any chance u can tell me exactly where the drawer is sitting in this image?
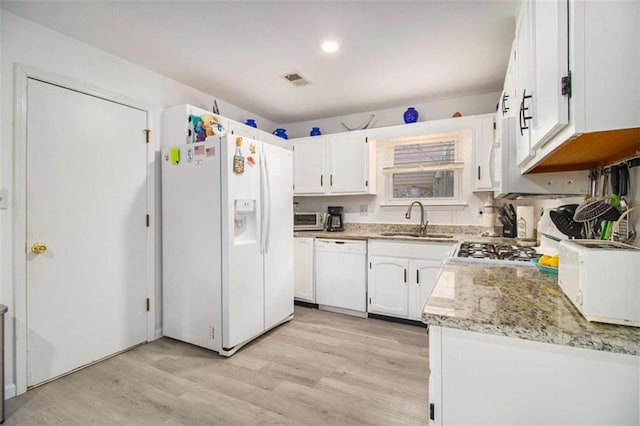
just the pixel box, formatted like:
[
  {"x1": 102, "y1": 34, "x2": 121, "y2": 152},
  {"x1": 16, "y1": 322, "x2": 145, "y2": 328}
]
[{"x1": 368, "y1": 239, "x2": 456, "y2": 260}]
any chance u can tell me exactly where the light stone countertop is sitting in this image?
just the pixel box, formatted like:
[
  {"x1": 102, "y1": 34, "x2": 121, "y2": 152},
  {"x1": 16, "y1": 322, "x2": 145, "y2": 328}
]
[
  {"x1": 422, "y1": 260, "x2": 640, "y2": 356},
  {"x1": 294, "y1": 223, "x2": 516, "y2": 244}
]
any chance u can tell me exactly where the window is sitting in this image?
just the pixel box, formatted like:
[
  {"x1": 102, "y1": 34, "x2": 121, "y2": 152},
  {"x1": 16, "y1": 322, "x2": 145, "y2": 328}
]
[{"x1": 380, "y1": 132, "x2": 466, "y2": 205}]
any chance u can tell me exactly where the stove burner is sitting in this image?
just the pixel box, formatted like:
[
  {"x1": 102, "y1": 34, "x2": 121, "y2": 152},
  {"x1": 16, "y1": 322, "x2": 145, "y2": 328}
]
[{"x1": 457, "y1": 242, "x2": 537, "y2": 263}]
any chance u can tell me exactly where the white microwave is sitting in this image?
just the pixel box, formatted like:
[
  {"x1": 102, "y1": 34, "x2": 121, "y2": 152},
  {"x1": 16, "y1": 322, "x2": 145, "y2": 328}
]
[
  {"x1": 558, "y1": 239, "x2": 640, "y2": 327},
  {"x1": 294, "y1": 212, "x2": 326, "y2": 231}
]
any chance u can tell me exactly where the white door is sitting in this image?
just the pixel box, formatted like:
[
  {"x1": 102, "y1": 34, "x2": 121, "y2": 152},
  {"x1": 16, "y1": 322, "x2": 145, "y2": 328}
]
[
  {"x1": 26, "y1": 79, "x2": 148, "y2": 387},
  {"x1": 293, "y1": 137, "x2": 325, "y2": 194},
  {"x1": 221, "y1": 136, "x2": 264, "y2": 350},
  {"x1": 368, "y1": 256, "x2": 409, "y2": 318},
  {"x1": 263, "y1": 143, "x2": 294, "y2": 329},
  {"x1": 408, "y1": 259, "x2": 443, "y2": 321},
  {"x1": 326, "y1": 132, "x2": 368, "y2": 193},
  {"x1": 294, "y1": 238, "x2": 315, "y2": 302}
]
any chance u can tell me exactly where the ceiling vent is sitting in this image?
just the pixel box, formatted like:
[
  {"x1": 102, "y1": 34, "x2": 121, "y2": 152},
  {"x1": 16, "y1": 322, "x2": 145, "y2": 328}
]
[{"x1": 283, "y1": 72, "x2": 311, "y2": 87}]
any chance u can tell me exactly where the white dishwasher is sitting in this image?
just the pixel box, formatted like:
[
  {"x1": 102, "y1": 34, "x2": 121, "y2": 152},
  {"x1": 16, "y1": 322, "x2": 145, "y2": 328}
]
[{"x1": 315, "y1": 239, "x2": 367, "y2": 317}]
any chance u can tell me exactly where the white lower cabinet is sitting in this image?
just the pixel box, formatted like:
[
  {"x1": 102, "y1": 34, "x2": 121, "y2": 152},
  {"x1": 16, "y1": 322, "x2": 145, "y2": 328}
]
[
  {"x1": 368, "y1": 257, "x2": 409, "y2": 317},
  {"x1": 294, "y1": 237, "x2": 314, "y2": 302},
  {"x1": 428, "y1": 326, "x2": 639, "y2": 425},
  {"x1": 368, "y1": 240, "x2": 455, "y2": 320}
]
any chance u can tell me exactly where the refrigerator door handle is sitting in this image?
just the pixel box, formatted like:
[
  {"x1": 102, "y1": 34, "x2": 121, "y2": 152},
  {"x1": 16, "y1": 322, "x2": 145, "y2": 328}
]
[
  {"x1": 259, "y1": 151, "x2": 271, "y2": 253},
  {"x1": 263, "y1": 151, "x2": 272, "y2": 253}
]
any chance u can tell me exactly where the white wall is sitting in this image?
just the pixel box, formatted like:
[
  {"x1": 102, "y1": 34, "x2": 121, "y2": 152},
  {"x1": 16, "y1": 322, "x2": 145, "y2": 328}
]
[
  {"x1": 0, "y1": 11, "x2": 275, "y2": 397},
  {"x1": 282, "y1": 91, "x2": 501, "y2": 138}
]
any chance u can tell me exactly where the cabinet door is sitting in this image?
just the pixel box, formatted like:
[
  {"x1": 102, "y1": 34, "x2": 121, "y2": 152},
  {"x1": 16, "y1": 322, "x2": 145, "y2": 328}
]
[
  {"x1": 408, "y1": 259, "x2": 443, "y2": 321},
  {"x1": 530, "y1": 0, "x2": 569, "y2": 149},
  {"x1": 326, "y1": 132, "x2": 368, "y2": 193},
  {"x1": 228, "y1": 120, "x2": 258, "y2": 139},
  {"x1": 472, "y1": 116, "x2": 496, "y2": 191},
  {"x1": 515, "y1": 1, "x2": 535, "y2": 166},
  {"x1": 294, "y1": 237, "x2": 314, "y2": 302},
  {"x1": 368, "y1": 256, "x2": 409, "y2": 318},
  {"x1": 293, "y1": 137, "x2": 326, "y2": 194},
  {"x1": 501, "y1": 43, "x2": 517, "y2": 119}
]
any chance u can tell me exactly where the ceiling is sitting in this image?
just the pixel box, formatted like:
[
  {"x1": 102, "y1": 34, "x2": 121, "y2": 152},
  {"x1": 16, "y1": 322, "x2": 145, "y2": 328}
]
[{"x1": 1, "y1": 0, "x2": 520, "y2": 124}]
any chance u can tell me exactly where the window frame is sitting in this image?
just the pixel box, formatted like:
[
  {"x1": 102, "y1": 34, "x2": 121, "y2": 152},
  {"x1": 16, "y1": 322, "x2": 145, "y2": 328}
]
[{"x1": 380, "y1": 132, "x2": 468, "y2": 207}]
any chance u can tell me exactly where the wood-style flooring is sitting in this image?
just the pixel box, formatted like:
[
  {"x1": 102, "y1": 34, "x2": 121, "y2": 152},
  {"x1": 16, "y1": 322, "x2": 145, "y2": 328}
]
[{"x1": 6, "y1": 306, "x2": 429, "y2": 425}]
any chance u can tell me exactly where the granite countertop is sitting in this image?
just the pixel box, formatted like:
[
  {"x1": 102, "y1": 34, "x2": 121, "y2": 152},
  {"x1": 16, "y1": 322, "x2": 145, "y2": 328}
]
[
  {"x1": 422, "y1": 260, "x2": 640, "y2": 356},
  {"x1": 294, "y1": 223, "x2": 517, "y2": 245}
]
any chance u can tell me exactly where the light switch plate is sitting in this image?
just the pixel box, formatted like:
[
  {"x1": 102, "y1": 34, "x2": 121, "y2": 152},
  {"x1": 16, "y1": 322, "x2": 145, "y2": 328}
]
[{"x1": 0, "y1": 189, "x2": 7, "y2": 209}]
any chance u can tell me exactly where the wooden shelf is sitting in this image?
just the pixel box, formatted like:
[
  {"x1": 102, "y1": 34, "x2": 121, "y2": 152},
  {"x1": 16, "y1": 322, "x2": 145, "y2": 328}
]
[{"x1": 530, "y1": 128, "x2": 640, "y2": 173}]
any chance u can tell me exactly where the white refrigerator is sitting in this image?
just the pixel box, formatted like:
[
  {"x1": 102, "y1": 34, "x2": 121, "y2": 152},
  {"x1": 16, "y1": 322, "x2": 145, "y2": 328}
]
[{"x1": 162, "y1": 135, "x2": 294, "y2": 356}]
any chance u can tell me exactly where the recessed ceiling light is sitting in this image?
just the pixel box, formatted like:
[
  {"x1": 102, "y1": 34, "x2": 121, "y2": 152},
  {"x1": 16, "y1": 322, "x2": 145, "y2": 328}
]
[{"x1": 321, "y1": 40, "x2": 340, "y2": 53}]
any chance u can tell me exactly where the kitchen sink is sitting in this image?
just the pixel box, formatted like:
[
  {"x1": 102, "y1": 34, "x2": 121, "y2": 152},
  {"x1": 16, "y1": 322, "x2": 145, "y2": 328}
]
[{"x1": 380, "y1": 232, "x2": 453, "y2": 239}]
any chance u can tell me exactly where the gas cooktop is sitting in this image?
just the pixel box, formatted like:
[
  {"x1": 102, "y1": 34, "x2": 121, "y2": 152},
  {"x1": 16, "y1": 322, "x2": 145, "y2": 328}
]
[{"x1": 456, "y1": 242, "x2": 539, "y2": 264}]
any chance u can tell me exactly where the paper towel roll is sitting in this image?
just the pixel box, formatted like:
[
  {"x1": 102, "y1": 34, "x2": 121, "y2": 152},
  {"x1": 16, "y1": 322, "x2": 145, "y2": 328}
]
[{"x1": 517, "y1": 206, "x2": 535, "y2": 239}]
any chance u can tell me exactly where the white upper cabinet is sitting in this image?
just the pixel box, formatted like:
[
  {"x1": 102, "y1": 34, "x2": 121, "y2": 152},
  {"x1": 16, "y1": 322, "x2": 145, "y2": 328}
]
[
  {"x1": 293, "y1": 137, "x2": 326, "y2": 194},
  {"x1": 514, "y1": 0, "x2": 535, "y2": 166},
  {"x1": 530, "y1": 0, "x2": 569, "y2": 149},
  {"x1": 292, "y1": 131, "x2": 375, "y2": 196},
  {"x1": 517, "y1": 0, "x2": 639, "y2": 172},
  {"x1": 498, "y1": 42, "x2": 517, "y2": 119},
  {"x1": 515, "y1": 0, "x2": 569, "y2": 162},
  {"x1": 472, "y1": 115, "x2": 497, "y2": 192},
  {"x1": 326, "y1": 132, "x2": 371, "y2": 194}
]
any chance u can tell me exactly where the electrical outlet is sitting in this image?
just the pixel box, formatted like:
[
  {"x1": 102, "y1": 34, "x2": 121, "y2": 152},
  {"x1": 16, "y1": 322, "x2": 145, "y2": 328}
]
[
  {"x1": 0, "y1": 189, "x2": 7, "y2": 209},
  {"x1": 359, "y1": 204, "x2": 368, "y2": 215}
]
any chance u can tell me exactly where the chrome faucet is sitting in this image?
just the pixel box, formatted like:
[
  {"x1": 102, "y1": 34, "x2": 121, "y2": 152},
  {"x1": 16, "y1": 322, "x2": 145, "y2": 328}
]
[{"x1": 405, "y1": 201, "x2": 428, "y2": 236}]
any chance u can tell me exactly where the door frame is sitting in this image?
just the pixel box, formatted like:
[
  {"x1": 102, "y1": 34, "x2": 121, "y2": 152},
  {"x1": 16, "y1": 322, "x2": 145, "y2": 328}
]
[{"x1": 13, "y1": 64, "x2": 156, "y2": 395}]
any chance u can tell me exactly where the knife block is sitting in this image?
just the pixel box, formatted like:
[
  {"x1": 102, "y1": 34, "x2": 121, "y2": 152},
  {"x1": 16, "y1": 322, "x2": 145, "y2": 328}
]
[{"x1": 502, "y1": 222, "x2": 516, "y2": 238}]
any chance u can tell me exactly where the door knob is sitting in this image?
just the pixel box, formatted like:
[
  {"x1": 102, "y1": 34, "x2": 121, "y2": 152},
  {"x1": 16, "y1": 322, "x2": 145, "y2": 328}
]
[{"x1": 31, "y1": 242, "x2": 47, "y2": 255}]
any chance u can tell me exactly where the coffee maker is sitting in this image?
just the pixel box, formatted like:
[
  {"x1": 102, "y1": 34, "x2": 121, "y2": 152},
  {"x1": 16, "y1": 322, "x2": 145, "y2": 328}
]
[{"x1": 326, "y1": 206, "x2": 344, "y2": 232}]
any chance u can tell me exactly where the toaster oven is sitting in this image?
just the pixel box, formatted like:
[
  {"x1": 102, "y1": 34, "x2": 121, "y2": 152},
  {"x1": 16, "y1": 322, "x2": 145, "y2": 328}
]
[
  {"x1": 294, "y1": 212, "x2": 326, "y2": 231},
  {"x1": 558, "y1": 239, "x2": 640, "y2": 327}
]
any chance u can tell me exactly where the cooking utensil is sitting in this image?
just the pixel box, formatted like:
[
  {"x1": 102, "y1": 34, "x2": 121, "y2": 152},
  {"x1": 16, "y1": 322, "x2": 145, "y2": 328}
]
[
  {"x1": 601, "y1": 165, "x2": 620, "y2": 240},
  {"x1": 614, "y1": 164, "x2": 632, "y2": 241},
  {"x1": 550, "y1": 209, "x2": 583, "y2": 238}
]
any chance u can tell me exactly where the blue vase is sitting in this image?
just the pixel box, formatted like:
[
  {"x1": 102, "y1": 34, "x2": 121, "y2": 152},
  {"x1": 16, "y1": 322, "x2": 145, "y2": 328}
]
[
  {"x1": 245, "y1": 118, "x2": 257, "y2": 128},
  {"x1": 403, "y1": 107, "x2": 419, "y2": 124},
  {"x1": 273, "y1": 128, "x2": 288, "y2": 139},
  {"x1": 310, "y1": 127, "x2": 322, "y2": 136}
]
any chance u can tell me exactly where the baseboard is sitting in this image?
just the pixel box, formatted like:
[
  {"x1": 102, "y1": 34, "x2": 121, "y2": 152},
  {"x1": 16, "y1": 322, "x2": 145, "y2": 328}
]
[
  {"x1": 5, "y1": 383, "x2": 16, "y2": 399},
  {"x1": 154, "y1": 328, "x2": 163, "y2": 340},
  {"x1": 294, "y1": 300, "x2": 318, "y2": 309},
  {"x1": 367, "y1": 313, "x2": 427, "y2": 328},
  {"x1": 318, "y1": 305, "x2": 367, "y2": 318}
]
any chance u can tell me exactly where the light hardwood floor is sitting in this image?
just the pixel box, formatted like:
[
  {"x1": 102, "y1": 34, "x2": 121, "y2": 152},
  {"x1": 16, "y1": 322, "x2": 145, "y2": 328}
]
[{"x1": 6, "y1": 306, "x2": 429, "y2": 425}]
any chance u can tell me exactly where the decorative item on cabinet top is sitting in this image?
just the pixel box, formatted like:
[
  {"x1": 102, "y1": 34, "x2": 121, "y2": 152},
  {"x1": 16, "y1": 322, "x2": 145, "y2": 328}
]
[
  {"x1": 403, "y1": 107, "x2": 419, "y2": 124},
  {"x1": 189, "y1": 113, "x2": 226, "y2": 143},
  {"x1": 341, "y1": 114, "x2": 376, "y2": 131},
  {"x1": 273, "y1": 128, "x2": 288, "y2": 139},
  {"x1": 310, "y1": 127, "x2": 322, "y2": 136},
  {"x1": 245, "y1": 118, "x2": 257, "y2": 128}
]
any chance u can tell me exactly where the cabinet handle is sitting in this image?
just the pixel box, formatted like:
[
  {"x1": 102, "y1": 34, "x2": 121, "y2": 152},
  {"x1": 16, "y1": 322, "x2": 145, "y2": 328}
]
[
  {"x1": 477, "y1": 166, "x2": 481, "y2": 181},
  {"x1": 502, "y1": 92, "x2": 509, "y2": 115},
  {"x1": 320, "y1": 175, "x2": 323, "y2": 187},
  {"x1": 330, "y1": 174, "x2": 333, "y2": 186},
  {"x1": 519, "y1": 89, "x2": 533, "y2": 136},
  {"x1": 416, "y1": 270, "x2": 420, "y2": 284},
  {"x1": 404, "y1": 269, "x2": 407, "y2": 283}
]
